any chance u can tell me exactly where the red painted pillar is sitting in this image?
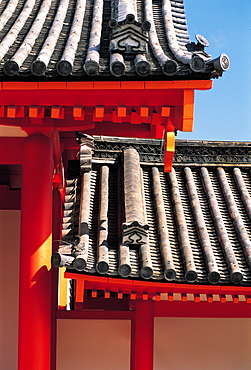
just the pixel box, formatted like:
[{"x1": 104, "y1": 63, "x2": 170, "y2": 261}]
[
  {"x1": 51, "y1": 187, "x2": 62, "y2": 370},
  {"x1": 131, "y1": 300, "x2": 154, "y2": 370},
  {"x1": 18, "y1": 134, "x2": 54, "y2": 370}
]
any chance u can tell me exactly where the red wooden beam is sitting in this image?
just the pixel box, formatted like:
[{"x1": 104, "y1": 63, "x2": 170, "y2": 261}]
[
  {"x1": 0, "y1": 80, "x2": 212, "y2": 110},
  {"x1": 64, "y1": 272, "x2": 251, "y2": 299},
  {"x1": 154, "y1": 300, "x2": 251, "y2": 318},
  {"x1": 131, "y1": 110, "x2": 141, "y2": 124},
  {"x1": 56, "y1": 310, "x2": 133, "y2": 320},
  {"x1": 56, "y1": 299, "x2": 251, "y2": 320},
  {"x1": 112, "y1": 110, "x2": 123, "y2": 123}
]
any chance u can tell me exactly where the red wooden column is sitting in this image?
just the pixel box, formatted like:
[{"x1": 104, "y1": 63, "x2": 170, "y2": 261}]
[
  {"x1": 51, "y1": 186, "x2": 63, "y2": 370},
  {"x1": 131, "y1": 300, "x2": 154, "y2": 370},
  {"x1": 18, "y1": 134, "x2": 54, "y2": 370}
]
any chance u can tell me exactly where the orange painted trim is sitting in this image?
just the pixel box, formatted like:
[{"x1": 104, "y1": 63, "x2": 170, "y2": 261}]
[
  {"x1": 188, "y1": 80, "x2": 213, "y2": 90},
  {"x1": 145, "y1": 80, "x2": 212, "y2": 90},
  {"x1": 39, "y1": 82, "x2": 67, "y2": 89},
  {"x1": 121, "y1": 81, "x2": 145, "y2": 89},
  {"x1": 29, "y1": 106, "x2": 45, "y2": 118},
  {"x1": 73, "y1": 106, "x2": 85, "y2": 118},
  {"x1": 140, "y1": 106, "x2": 149, "y2": 117},
  {"x1": 117, "y1": 106, "x2": 127, "y2": 117},
  {"x1": 95, "y1": 106, "x2": 104, "y2": 118},
  {"x1": 161, "y1": 106, "x2": 171, "y2": 117},
  {"x1": 2, "y1": 82, "x2": 38, "y2": 90},
  {"x1": 67, "y1": 81, "x2": 94, "y2": 89},
  {"x1": 0, "y1": 80, "x2": 212, "y2": 91},
  {"x1": 93, "y1": 81, "x2": 120, "y2": 89}
]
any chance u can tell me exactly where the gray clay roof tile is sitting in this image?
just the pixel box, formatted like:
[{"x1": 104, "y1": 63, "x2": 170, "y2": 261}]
[
  {"x1": 53, "y1": 137, "x2": 251, "y2": 286},
  {"x1": 0, "y1": 0, "x2": 229, "y2": 78}
]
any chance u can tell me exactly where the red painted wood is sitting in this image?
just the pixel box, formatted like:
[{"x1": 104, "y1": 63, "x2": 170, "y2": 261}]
[
  {"x1": 0, "y1": 137, "x2": 24, "y2": 164},
  {"x1": 0, "y1": 89, "x2": 182, "y2": 108},
  {"x1": 117, "y1": 106, "x2": 127, "y2": 117},
  {"x1": 0, "y1": 186, "x2": 21, "y2": 210},
  {"x1": 29, "y1": 106, "x2": 45, "y2": 119},
  {"x1": 18, "y1": 134, "x2": 53, "y2": 370},
  {"x1": 154, "y1": 301, "x2": 251, "y2": 318},
  {"x1": 73, "y1": 106, "x2": 85, "y2": 119},
  {"x1": 56, "y1": 310, "x2": 133, "y2": 320},
  {"x1": 0, "y1": 80, "x2": 212, "y2": 91},
  {"x1": 65, "y1": 272, "x2": 251, "y2": 298},
  {"x1": 51, "y1": 106, "x2": 64, "y2": 119},
  {"x1": 51, "y1": 188, "x2": 62, "y2": 370},
  {"x1": 131, "y1": 300, "x2": 154, "y2": 370}
]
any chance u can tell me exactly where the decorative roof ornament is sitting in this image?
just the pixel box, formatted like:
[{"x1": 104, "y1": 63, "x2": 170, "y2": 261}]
[
  {"x1": 77, "y1": 133, "x2": 94, "y2": 173},
  {"x1": 108, "y1": 0, "x2": 152, "y2": 76},
  {"x1": 195, "y1": 34, "x2": 210, "y2": 49},
  {"x1": 0, "y1": 0, "x2": 229, "y2": 78}
]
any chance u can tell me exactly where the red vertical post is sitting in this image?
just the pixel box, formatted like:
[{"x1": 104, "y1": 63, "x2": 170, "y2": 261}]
[
  {"x1": 18, "y1": 134, "x2": 54, "y2": 370},
  {"x1": 51, "y1": 187, "x2": 63, "y2": 370},
  {"x1": 131, "y1": 300, "x2": 154, "y2": 370}
]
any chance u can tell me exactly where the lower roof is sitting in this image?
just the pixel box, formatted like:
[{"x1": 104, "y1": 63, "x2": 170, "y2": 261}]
[{"x1": 53, "y1": 136, "x2": 251, "y2": 286}]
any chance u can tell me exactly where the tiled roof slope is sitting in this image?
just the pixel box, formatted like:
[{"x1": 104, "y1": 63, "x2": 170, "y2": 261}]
[
  {"x1": 53, "y1": 137, "x2": 251, "y2": 285},
  {"x1": 0, "y1": 0, "x2": 229, "y2": 79}
]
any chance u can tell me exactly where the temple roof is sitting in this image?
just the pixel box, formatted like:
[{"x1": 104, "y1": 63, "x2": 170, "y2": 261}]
[
  {"x1": 0, "y1": 0, "x2": 229, "y2": 79},
  {"x1": 53, "y1": 136, "x2": 251, "y2": 286}
]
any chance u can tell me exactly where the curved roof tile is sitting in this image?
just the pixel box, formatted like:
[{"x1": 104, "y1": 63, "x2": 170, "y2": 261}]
[
  {"x1": 0, "y1": 0, "x2": 229, "y2": 78},
  {"x1": 53, "y1": 137, "x2": 251, "y2": 286}
]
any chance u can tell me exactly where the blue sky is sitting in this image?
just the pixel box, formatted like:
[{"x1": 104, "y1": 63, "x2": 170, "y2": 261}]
[{"x1": 176, "y1": 0, "x2": 251, "y2": 142}]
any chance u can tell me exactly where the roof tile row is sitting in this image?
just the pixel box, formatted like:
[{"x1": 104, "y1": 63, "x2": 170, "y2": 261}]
[
  {"x1": 0, "y1": 0, "x2": 229, "y2": 78},
  {"x1": 53, "y1": 137, "x2": 251, "y2": 286}
]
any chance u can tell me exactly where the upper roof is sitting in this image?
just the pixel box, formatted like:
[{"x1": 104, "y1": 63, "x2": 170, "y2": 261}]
[
  {"x1": 53, "y1": 136, "x2": 251, "y2": 286},
  {"x1": 0, "y1": 0, "x2": 229, "y2": 79}
]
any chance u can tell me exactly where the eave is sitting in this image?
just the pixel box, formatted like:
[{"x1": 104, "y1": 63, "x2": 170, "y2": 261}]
[{"x1": 59, "y1": 272, "x2": 251, "y2": 318}]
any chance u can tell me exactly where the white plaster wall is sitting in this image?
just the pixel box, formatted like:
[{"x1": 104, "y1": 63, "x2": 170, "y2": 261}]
[
  {"x1": 0, "y1": 210, "x2": 20, "y2": 370},
  {"x1": 57, "y1": 320, "x2": 131, "y2": 370},
  {"x1": 155, "y1": 317, "x2": 251, "y2": 370}
]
